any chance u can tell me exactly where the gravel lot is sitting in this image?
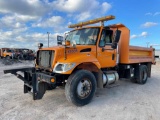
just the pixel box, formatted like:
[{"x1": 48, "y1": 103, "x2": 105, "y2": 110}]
[{"x1": 0, "y1": 59, "x2": 160, "y2": 120}]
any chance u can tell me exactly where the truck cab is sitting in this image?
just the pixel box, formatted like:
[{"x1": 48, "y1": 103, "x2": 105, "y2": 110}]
[{"x1": 36, "y1": 16, "x2": 121, "y2": 74}]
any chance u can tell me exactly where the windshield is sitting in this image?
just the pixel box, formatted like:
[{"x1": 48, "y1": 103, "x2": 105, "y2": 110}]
[
  {"x1": 7, "y1": 49, "x2": 13, "y2": 53},
  {"x1": 66, "y1": 28, "x2": 99, "y2": 45}
]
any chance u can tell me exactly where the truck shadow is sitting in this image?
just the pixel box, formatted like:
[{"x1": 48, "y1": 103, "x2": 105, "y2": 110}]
[{"x1": 40, "y1": 78, "x2": 154, "y2": 107}]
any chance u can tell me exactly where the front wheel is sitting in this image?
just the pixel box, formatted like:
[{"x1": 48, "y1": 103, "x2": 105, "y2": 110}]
[{"x1": 65, "y1": 70, "x2": 97, "y2": 106}]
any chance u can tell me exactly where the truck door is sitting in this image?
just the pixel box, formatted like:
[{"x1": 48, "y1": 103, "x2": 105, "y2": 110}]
[{"x1": 97, "y1": 29, "x2": 117, "y2": 68}]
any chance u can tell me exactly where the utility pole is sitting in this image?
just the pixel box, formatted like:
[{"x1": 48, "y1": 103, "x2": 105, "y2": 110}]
[
  {"x1": 146, "y1": 42, "x2": 150, "y2": 48},
  {"x1": 47, "y1": 32, "x2": 50, "y2": 47}
]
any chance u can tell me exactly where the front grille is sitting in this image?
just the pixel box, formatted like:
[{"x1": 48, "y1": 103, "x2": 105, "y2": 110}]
[{"x1": 37, "y1": 50, "x2": 54, "y2": 68}]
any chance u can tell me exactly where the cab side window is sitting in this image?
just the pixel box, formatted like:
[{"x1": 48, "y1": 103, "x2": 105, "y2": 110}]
[{"x1": 99, "y1": 29, "x2": 113, "y2": 47}]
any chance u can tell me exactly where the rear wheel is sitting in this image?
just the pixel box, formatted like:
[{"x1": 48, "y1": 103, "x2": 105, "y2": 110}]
[
  {"x1": 137, "y1": 65, "x2": 148, "y2": 84},
  {"x1": 65, "y1": 70, "x2": 97, "y2": 106}
]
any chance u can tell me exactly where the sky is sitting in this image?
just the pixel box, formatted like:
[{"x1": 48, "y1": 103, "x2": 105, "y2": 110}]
[{"x1": 0, "y1": 0, "x2": 160, "y2": 50}]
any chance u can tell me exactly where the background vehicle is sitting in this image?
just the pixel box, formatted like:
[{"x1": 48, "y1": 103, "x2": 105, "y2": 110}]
[
  {"x1": 0, "y1": 48, "x2": 35, "y2": 60},
  {"x1": 0, "y1": 48, "x2": 13, "y2": 59},
  {"x1": 13, "y1": 48, "x2": 35, "y2": 60},
  {"x1": 4, "y1": 15, "x2": 155, "y2": 106}
]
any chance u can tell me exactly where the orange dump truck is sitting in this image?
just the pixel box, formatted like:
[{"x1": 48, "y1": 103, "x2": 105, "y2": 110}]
[
  {"x1": 0, "y1": 48, "x2": 13, "y2": 59},
  {"x1": 4, "y1": 15, "x2": 155, "y2": 106}
]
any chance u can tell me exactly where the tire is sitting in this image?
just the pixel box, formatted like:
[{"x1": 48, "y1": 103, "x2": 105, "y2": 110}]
[
  {"x1": 46, "y1": 84, "x2": 57, "y2": 90},
  {"x1": 137, "y1": 65, "x2": 148, "y2": 84},
  {"x1": 65, "y1": 70, "x2": 97, "y2": 106}
]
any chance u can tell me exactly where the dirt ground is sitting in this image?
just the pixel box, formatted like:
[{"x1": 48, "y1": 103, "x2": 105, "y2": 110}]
[{"x1": 0, "y1": 60, "x2": 160, "y2": 120}]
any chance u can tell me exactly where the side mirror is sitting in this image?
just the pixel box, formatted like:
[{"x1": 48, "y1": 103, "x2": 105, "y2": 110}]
[
  {"x1": 111, "y1": 30, "x2": 121, "y2": 49},
  {"x1": 113, "y1": 30, "x2": 121, "y2": 43},
  {"x1": 38, "y1": 43, "x2": 43, "y2": 49},
  {"x1": 57, "y1": 35, "x2": 64, "y2": 45}
]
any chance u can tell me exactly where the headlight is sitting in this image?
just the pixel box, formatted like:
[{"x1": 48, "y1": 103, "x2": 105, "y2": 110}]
[{"x1": 53, "y1": 63, "x2": 76, "y2": 73}]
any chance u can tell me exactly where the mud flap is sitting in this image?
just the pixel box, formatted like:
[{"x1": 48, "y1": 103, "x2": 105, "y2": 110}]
[{"x1": 94, "y1": 70, "x2": 103, "y2": 88}]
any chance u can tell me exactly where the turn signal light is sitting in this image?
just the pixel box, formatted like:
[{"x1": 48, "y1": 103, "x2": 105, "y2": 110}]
[{"x1": 51, "y1": 78, "x2": 55, "y2": 83}]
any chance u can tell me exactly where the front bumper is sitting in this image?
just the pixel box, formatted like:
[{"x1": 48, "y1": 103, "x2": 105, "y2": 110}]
[{"x1": 36, "y1": 72, "x2": 56, "y2": 84}]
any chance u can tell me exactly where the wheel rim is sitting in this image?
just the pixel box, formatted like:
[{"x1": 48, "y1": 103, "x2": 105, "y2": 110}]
[
  {"x1": 142, "y1": 70, "x2": 147, "y2": 81},
  {"x1": 77, "y1": 78, "x2": 92, "y2": 99}
]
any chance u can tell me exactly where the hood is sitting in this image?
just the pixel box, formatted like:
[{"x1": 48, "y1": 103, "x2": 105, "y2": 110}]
[{"x1": 37, "y1": 45, "x2": 98, "y2": 71}]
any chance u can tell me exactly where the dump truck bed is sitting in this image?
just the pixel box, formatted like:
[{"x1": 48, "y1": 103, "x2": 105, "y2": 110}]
[
  {"x1": 109, "y1": 24, "x2": 155, "y2": 64},
  {"x1": 119, "y1": 45, "x2": 155, "y2": 64}
]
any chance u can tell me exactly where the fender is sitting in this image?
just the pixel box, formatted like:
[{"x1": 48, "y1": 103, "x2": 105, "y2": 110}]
[{"x1": 55, "y1": 53, "x2": 101, "y2": 74}]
